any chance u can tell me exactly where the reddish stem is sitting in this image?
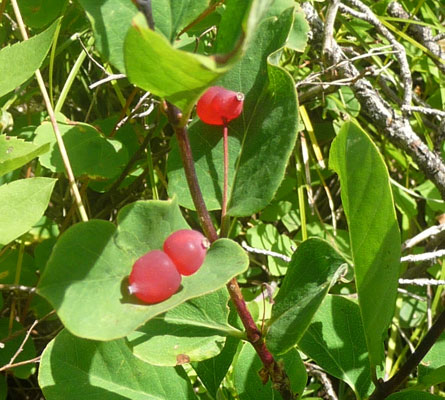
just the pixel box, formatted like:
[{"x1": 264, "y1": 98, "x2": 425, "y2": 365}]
[
  {"x1": 175, "y1": 125, "x2": 218, "y2": 242},
  {"x1": 222, "y1": 123, "x2": 229, "y2": 223},
  {"x1": 170, "y1": 105, "x2": 294, "y2": 400}
]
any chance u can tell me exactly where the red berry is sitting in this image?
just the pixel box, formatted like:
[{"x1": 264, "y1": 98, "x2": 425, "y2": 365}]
[
  {"x1": 163, "y1": 230, "x2": 209, "y2": 276},
  {"x1": 128, "y1": 250, "x2": 181, "y2": 304},
  {"x1": 197, "y1": 86, "x2": 244, "y2": 126}
]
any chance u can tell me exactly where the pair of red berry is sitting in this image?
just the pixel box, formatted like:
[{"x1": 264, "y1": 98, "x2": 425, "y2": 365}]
[
  {"x1": 128, "y1": 87, "x2": 243, "y2": 305},
  {"x1": 128, "y1": 230, "x2": 209, "y2": 304}
]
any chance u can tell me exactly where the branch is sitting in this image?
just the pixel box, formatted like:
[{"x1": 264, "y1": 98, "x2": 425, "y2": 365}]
[
  {"x1": 339, "y1": 0, "x2": 413, "y2": 107},
  {"x1": 0, "y1": 284, "x2": 35, "y2": 293},
  {"x1": 402, "y1": 224, "x2": 445, "y2": 250},
  {"x1": 387, "y1": 2, "x2": 445, "y2": 74},
  {"x1": 400, "y1": 249, "x2": 445, "y2": 263},
  {"x1": 89, "y1": 74, "x2": 126, "y2": 89},
  {"x1": 302, "y1": 2, "x2": 445, "y2": 201},
  {"x1": 170, "y1": 104, "x2": 295, "y2": 399},
  {"x1": 399, "y1": 278, "x2": 445, "y2": 286},
  {"x1": 304, "y1": 362, "x2": 339, "y2": 400},
  {"x1": 370, "y1": 310, "x2": 445, "y2": 399},
  {"x1": 241, "y1": 241, "x2": 292, "y2": 262}
]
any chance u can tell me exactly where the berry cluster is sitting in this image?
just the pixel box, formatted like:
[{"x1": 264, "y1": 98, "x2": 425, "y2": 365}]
[{"x1": 128, "y1": 230, "x2": 209, "y2": 304}]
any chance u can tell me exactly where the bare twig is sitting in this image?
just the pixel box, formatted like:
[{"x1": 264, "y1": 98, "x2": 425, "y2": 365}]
[
  {"x1": 89, "y1": 74, "x2": 127, "y2": 89},
  {"x1": 297, "y1": 46, "x2": 398, "y2": 88},
  {"x1": 0, "y1": 284, "x2": 35, "y2": 293},
  {"x1": 401, "y1": 249, "x2": 445, "y2": 263},
  {"x1": 241, "y1": 241, "x2": 292, "y2": 262},
  {"x1": 304, "y1": 362, "x2": 339, "y2": 400},
  {"x1": 399, "y1": 278, "x2": 445, "y2": 286},
  {"x1": 78, "y1": 37, "x2": 108, "y2": 74},
  {"x1": 113, "y1": 92, "x2": 153, "y2": 132},
  {"x1": 302, "y1": 2, "x2": 445, "y2": 201},
  {"x1": 339, "y1": 0, "x2": 413, "y2": 107},
  {"x1": 370, "y1": 310, "x2": 445, "y2": 399},
  {"x1": 433, "y1": 33, "x2": 445, "y2": 42},
  {"x1": 387, "y1": 2, "x2": 445, "y2": 74},
  {"x1": 393, "y1": 322, "x2": 416, "y2": 353},
  {"x1": 402, "y1": 224, "x2": 445, "y2": 250},
  {"x1": 401, "y1": 105, "x2": 445, "y2": 119},
  {"x1": 323, "y1": 0, "x2": 341, "y2": 64},
  {"x1": 397, "y1": 287, "x2": 426, "y2": 302},
  {"x1": 0, "y1": 356, "x2": 40, "y2": 373},
  {"x1": 7, "y1": 320, "x2": 38, "y2": 367}
]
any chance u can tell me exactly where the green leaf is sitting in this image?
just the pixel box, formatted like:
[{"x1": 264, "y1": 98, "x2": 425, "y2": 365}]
[
  {"x1": 0, "y1": 374, "x2": 6, "y2": 400},
  {"x1": 125, "y1": 13, "x2": 226, "y2": 116},
  {"x1": 167, "y1": 8, "x2": 298, "y2": 215},
  {"x1": 246, "y1": 222, "x2": 294, "y2": 276},
  {"x1": 124, "y1": 1, "x2": 271, "y2": 117},
  {"x1": 233, "y1": 344, "x2": 306, "y2": 399},
  {"x1": 418, "y1": 332, "x2": 445, "y2": 386},
  {"x1": 37, "y1": 199, "x2": 249, "y2": 340},
  {"x1": 0, "y1": 318, "x2": 36, "y2": 379},
  {"x1": 298, "y1": 295, "x2": 374, "y2": 399},
  {"x1": 265, "y1": 238, "x2": 347, "y2": 355},
  {"x1": 0, "y1": 134, "x2": 49, "y2": 176},
  {"x1": 18, "y1": 0, "x2": 67, "y2": 29},
  {"x1": 0, "y1": 177, "x2": 56, "y2": 247},
  {"x1": 77, "y1": 0, "x2": 138, "y2": 73},
  {"x1": 38, "y1": 329, "x2": 198, "y2": 400},
  {"x1": 152, "y1": 0, "x2": 210, "y2": 42},
  {"x1": 213, "y1": 0, "x2": 251, "y2": 54},
  {"x1": 192, "y1": 335, "x2": 240, "y2": 396},
  {"x1": 329, "y1": 121, "x2": 401, "y2": 369},
  {"x1": 127, "y1": 289, "x2": 243, "y2": 366},
  {"x1": 0, "y1": 19, "x2": 58, "y2": 97},
  {"x1": 286, "y1": 7, "x2": 309, "y2": 52},
  {"x1": 34, "y1": 115, "x2": 128, "y2": 180},
  {"x1": 392, "y1": 184, "x2": 418, "y2": 218},
  {"x1": 0, "y1": 248, "x2": 37, "y2": 286},
  {"x1": 386, "y1": 391, "x2": 443, "y2": 400}
]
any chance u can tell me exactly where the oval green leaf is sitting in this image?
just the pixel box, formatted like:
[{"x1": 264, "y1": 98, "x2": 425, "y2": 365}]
[
  {"x1": 0, "y1": 19, "x2": 58, "y2": 97},
  {"x1": 329, "y1": 121, "x2": 401, "y2": 369},
  {"x1": 37, "y1": 199, "x2": 249, "y2": 340},
  {"x1": 152, "y1": 0, "x2": 210, "y2": 42},
  {"x1": 18, "y1": 0, "x2": 67, "y2": 29},
  {"x1": 265, "y1": 238, "x2": 348, "y2": 355},
  {"x1": 34, "y1": 115, "x2": 128, "y2": 180},
  {"x1": 127, "y1": 289, "x2": 243, "y2": 366},
  {"x1": 124, "y1": 13, "x2": 225, "y2": 116},
  {"x1": 0, "y1": 177, "x2": 56, "y2": 247},
  {"x1": 167, "y1": 8, "x2": 298, "y2": 216},
  {"x1": 38, "y1": 329, "x2": 198, "y2": 400},
  {"x1": 298, "y1": 295, "x2": 374, "y2": 399},
  {"x1": 192, "y1": 335, "x2": 240, "y2": 396},
  {"x1": 0, "y1": 134, "x2": 49, "y2": 177},
  {"x1": 233, "y1": 343, "x2": 306, "y2": 399},
  {"x1": 418, "y1": 332, "x2": 445, "y2": 387},
  {"x1": 77, "y1": 0, "x2": 138, "y2": 73}
]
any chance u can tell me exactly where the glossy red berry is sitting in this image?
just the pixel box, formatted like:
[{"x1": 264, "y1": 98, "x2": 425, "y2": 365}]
[
  {"x1": 197, "y1": 86, "x2": 244, "y2": 126},
  {"x1": 163, "y1": 230, "x2": 209, "y2": 276},
  {"x1": 128, "y1": 250, "x2": 181, "y2": 304}
]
